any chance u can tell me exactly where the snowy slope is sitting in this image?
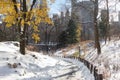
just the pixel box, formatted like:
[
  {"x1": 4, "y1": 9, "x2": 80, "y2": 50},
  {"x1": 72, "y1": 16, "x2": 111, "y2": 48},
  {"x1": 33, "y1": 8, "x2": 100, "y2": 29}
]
[
  {"x1": 0, "y1": 41, "x2": 94, "y2": 80},
  {"x1": 85, "y1": 40, "x2": 120, "y2": 80},
  {"x1": 54, "y1": 48, "x2": 77, "y2": 57},
  {"x1": 54, "y1": 39, "x2": 120, "y2": 80},
  {"x1": 57, "y1": 58, "x2": 95, "y2": 80}
]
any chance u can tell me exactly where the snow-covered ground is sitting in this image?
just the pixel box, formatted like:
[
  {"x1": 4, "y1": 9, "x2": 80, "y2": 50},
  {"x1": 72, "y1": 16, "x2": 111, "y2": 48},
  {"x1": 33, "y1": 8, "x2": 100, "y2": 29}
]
[
  {"x1": 0, "y1": 41, "x2": 94, "y2": 80},
  {"x1": 85, "y1": 40, "x2": 120, "y2": 80},
  {"x1": 56, "y1": 57, "x2": 94, "y2": 80},
  {"x1": 54, "y1": 48, "x2": 77, "y2": 57},
  {"x1": 54, "y1": 39, "x2": 120, "y2": 80}
]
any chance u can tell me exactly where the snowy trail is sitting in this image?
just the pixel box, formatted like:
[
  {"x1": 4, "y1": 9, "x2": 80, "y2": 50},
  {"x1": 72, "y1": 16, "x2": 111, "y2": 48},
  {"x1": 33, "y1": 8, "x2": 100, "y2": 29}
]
[
  {"x1": 0, "y1": 41, "x2": 95, "y2": 80},
  {"x1": 53, "y1": 57, "x2": 95, "y2": 80}
]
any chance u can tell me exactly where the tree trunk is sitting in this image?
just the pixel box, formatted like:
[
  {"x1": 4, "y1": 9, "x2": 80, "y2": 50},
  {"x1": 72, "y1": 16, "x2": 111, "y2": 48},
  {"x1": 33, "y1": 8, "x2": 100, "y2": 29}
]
[
  {"x1": 106, "y1": 0, "x2": 110, "y2": 41},
  {"x1": 25, "y1": 26, "x2": 29, "y2": 45},
  {"x1": 12, "y1": 0, "x2": 36, "y2": 55},
  {"x1": 45, "y1": 26, "x2": 48, "y2": 53},
  {"x1": 94, "y1": 0, "x2": 101, "y2": 54},
  {"x1": 20, "y1": 0, "x2": 27, "y2": 55},
  {"x1": 20, "y1": 33, "x2": 26, "y2": 55}
]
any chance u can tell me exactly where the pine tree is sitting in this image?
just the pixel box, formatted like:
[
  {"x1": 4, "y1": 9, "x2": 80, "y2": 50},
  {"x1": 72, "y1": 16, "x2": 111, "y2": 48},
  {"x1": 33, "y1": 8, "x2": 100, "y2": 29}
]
[
  {"x1": 58, "y1": 31, "x2": 68, "y2": 46},
  {"x1": 99, "y1": 21, "x2": 107, "y2": 39},
  {"x1": 66, "y1": 19, "x2": 80, "y2": 44},
  {"x1": 58, "y1": 19, "x2": 81, "y2": 46}
]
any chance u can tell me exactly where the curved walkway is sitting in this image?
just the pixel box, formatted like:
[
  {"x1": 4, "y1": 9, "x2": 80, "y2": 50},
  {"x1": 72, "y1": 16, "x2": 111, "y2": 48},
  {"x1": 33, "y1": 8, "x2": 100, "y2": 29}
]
[{"x1": 53, "y1": 56, "x2": 95, "y2": 80}]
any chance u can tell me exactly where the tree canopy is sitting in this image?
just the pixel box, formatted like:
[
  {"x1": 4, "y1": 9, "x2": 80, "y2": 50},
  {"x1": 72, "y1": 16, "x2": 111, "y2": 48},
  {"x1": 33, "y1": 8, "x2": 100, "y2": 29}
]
[{"x1": 0, "y1": 0, "x2": 54, "y2": 54}]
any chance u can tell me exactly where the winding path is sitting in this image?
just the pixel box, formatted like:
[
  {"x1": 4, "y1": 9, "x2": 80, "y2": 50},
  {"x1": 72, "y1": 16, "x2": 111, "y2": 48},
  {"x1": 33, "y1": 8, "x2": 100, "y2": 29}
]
[{"x1": 52, "y1": 56, "x2": 95, "y2": 80}]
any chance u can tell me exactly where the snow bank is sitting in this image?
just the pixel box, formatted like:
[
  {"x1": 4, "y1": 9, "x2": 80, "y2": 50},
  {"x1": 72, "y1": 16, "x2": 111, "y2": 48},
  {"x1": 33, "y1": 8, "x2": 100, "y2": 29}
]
[
  {"x1": 85, "y1": 40, "x2": 120, "y2": 80},
  {"x1": 0, "y1": 41, "x2": 91, "y2": 80}
]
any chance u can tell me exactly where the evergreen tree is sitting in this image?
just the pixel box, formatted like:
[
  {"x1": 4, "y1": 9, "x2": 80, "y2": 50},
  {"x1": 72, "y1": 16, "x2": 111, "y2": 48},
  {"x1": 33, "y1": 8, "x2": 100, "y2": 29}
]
[
  {"x1": 66, "y1": 19, "x2": 80, "y2": 44},
  {"x1": 58, "y1": 31, "x2": 68, "y2": 46},
  {"x1": 58, "y1": 19, "x2": 81, "y2": 46},
  {"x1": 99, "y1": 21, "x2": 107, "y2": 39}
]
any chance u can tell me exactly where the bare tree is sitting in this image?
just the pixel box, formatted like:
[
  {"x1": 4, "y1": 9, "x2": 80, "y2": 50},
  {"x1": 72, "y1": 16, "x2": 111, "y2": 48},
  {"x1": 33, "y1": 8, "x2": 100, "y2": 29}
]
[
  {"x1": 105, "y1": 0, "x2": 110, "y2": 43},
  {"x1": 91, "y1": 0, "x2": 101, "y2": 54}
]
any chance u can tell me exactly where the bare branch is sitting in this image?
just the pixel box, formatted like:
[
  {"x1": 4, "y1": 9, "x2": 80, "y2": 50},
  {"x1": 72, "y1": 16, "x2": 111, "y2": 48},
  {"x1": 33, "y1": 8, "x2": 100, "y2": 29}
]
[
  {"x1": 30, "y1": 0, "x2": 37, "y2": 11},
  {"x1": 12, "y1": 0, "x2": 18, "y2": 13}
]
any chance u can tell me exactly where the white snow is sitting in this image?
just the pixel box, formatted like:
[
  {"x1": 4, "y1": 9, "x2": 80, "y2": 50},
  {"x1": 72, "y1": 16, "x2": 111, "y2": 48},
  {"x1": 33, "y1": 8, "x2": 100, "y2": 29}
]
[
  {"x1": 54, "y1": 48, "x2": 77, "y2": 57},
  {"x1": 85, "y1": 40, "x2": 120, "y2": 80},
  {"x1": 57, "y1": 57, "x2": 95, "y2": 80},
  {"x1": 0, "y1": 41, "x2": 94, "y2": 80},
  {"x1": 54, "y1": 39, "x2": 120, "y2": 80}
]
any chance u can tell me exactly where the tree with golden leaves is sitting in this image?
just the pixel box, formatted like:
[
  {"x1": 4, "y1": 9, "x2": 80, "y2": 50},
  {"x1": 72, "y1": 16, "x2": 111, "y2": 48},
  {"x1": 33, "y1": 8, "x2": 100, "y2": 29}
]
[{"x1": 0, "y1": 0, "x2": 54, "y2": 55}]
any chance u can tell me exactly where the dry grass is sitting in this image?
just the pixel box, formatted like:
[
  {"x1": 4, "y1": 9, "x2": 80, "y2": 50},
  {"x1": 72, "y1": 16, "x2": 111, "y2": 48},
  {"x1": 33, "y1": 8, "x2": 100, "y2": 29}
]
[{"x1": 59, "y1": 40, "x2": 94, "y2": 56}]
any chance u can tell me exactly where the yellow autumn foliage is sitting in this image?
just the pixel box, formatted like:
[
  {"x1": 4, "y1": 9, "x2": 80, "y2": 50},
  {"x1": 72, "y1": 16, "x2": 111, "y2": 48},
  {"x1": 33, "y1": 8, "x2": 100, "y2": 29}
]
[
  {"x1": 32, "y1": 33, "x2": 40, "y2": 43},
  {"x1": 33, "y1": 25, "x2": 39, "y2": 32},
  {"x1": 21, "y1": 19, "x2": 24, "y2": 27},
  {"x1": 0, "y1": 0, "x2": 54, "y2": 43}
]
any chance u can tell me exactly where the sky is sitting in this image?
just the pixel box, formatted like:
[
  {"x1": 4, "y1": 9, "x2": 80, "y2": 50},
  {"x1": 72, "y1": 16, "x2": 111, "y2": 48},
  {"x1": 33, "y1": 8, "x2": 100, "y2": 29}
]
[
  {"x1": 99, "y1": 0, "x2": 120, "y2": 21},
  {"x1": 49, "y1": 0, "x2": 120, "y2": 21},
  {"x1": 49, "y1": 0, "x2": 66, "y2": 15}
]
